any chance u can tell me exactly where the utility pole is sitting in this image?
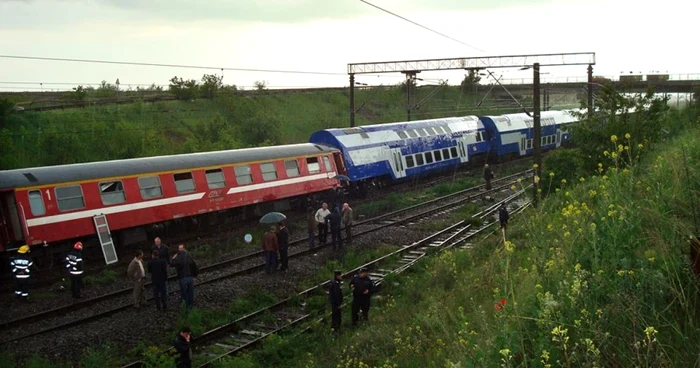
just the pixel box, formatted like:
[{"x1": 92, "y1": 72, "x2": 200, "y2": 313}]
[
  {"x1": 587, "y1": 64, "x2": 594, "y2": 116},
  {"x1": 533, "y1": 63, "x2": 542, "y2": 207},
  {"x1": 349, "y1": 74, "x2": 356, "y2": 127},
  {"x1": 403, "y1": 71, "x2": 418, "y2": 121}
]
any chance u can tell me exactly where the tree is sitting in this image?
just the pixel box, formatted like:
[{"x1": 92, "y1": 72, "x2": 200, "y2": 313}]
[
  {"x1": 200, "y1": 74, "x2": 223, "y2": 99},
  {"x1": 169, "y1": 76, "x2": 199, "y2": 100},
  {"x1": 0, "y1": 98, "x2": 15, "y2": 128},
  {"x1": 460, "y1": 69, "x2": 481, "y2": 93},
  {"x1": 95, "y1": 80, "x2": 118, "y2": 98},
  {"x1": 254, "y1": 80, "x2": 267, "y2": 91},
  {"x1": 71, "y1": 85, "x2": 88, "y2": 101}
]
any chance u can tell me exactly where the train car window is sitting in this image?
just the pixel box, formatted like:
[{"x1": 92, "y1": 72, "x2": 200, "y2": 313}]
[
  {"x1": 397, "y1": 131, "x2": 408, "y2": 139},
  {"x1": 443, "y1": 126, "x2": 452, "y2": 134},
  {"x1": 407, "y1": 130, "x2": 418, "y2": 138},
  {"x1": 450, "y1": 147, "x2": 458, "y2": 158},
  {"x1": 418, "y1": 129, "x2": 428, "y2": 137},
  {"x1": 99, "y1": 181, "x2": 126, "y2": 205},
  {"x1": 205, "y1": 169, "x2": 226, "y2": 189},
  {"x1": 527, "y1": 139, "x2": 533, "y2": 149},
  {"x1": 261, "y1": 163, "x2": 278, "y2": 181},
  {"x1": 28, "y1": 190, "x2": 46, "y2": 216},
  {"x1": 406, "y1": 155, "x2": 415, "y2": 168},
  {"x1": 323, "y1": 156, "x2": 332, "y2": 172},
  {"x1": 173, "y1": 172, "x2": 196, "y2": 194},
  {"x1": 427, "y1": 127, "x2": 437, "y2": 135},
  {"x1": 424, "y1": 152, "x2": 434, "y2": 164},
  {"x1": 234, "y1": 165, "x2": 253, "y2": 185},
  {"x1": 284, "y1": 160, "x2": 300, "y2": 178},
  {"x1": 442, "y1": 148, "x2": 450, "y2": 159},
  {"x1": 306, "y1": 158, "x2": 321, "y2": 174},
  {"x1": 415, "y1": 154, "x2": 424, "y2": 166},
  {"x1": 55, "y1": 185, "x2": 86, "y2": 212},
  {"x1": 138, "y1": 176, "x2": 163, "y2": 199},
  {"x1": 434, "y1": 150, "x2": 442, "y2": 161}
]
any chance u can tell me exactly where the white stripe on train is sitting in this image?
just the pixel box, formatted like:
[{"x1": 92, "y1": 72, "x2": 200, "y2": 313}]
[{"x1": 26, "y1": 172, "x2": 337, "y2": 228}]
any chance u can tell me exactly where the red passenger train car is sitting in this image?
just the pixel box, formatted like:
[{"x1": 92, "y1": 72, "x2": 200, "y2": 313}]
[{"x1": 0, "y1": 143, "x2": 344, "y2": 262}]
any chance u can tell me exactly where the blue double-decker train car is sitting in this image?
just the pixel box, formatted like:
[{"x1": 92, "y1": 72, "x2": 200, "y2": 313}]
[
  {"x1": 309, "y1": 116, "x2": 491, "y2": 188},
  {"x1": 480, "y1": 109, "x2": 580, "y2": 161}
]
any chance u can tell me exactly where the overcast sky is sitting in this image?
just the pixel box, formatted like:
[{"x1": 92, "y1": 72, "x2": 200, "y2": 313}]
[{"x1": 0, "y1": 0, "x2": 694, "y2": 91}]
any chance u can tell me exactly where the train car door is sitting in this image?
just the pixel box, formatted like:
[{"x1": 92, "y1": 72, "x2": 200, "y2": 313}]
[
  {"x1": 556, "y1": 130, "x2": 562, "y2": 148},
  {"x1": 332, "y1": 152, "x2": 347, "y2": 175},
  {"x1": 1, "y1": 192, "x2": 23, "y2": 244},
  {"x1": 389, "y1": 148, "x2": 406, "y2": 179},
  {"x1": 519, "y1": 134, "x2": 527, "y2": 156},
  {"x1": 457, "y1": 136, "x2": 469, "y2": 163}
]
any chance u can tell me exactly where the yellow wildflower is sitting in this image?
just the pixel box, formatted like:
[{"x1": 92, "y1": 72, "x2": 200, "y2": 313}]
[
  {"x1": 625, "y1": 133, "x2": 631, "y2": 139},
  {"x1": 610, "y1": 135, "x2": 618, "y2": 143}
]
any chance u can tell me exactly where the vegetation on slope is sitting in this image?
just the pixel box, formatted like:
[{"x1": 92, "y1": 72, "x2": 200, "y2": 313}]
[
  {"x1": 0, "y1": 76, "x2": 579, "y2": 170},
  {"x1": 177, "y1": 89, "x2": 700, "y2": 367}
]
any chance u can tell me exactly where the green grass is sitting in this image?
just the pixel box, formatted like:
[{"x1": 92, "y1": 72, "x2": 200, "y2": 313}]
[
  {"x1": 191, "y1": 122, "x2": 700, "y2": 367},
  {"x1": 0, "y1": 87, "x2": 580, "y2": 170},
  {"x1": 83, "y1": 268, "x2": 118, "y2": 286}
]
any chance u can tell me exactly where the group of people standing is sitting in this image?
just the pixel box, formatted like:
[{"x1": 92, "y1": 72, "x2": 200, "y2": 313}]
[
  {"x1": 261, "y1": 221, "x2": 290, "y2": 274},
  {"x1": 9, "y1": 241, "x2": 85, "y2": 302},
  {"x1": 310, "y1": 201, "x2": 353, "y2": 252},
  {"x1": 128, "y1": 237, "x2": 199, "y2": 311},
  {"x1": 328, "y1": 267, "x2": 375, "y2": 336}
]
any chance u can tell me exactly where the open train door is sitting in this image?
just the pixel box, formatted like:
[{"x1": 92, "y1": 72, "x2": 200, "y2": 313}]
[
  {"x1": 0, "y1": 191, "x2": 24, "y2": 250},
  {"x1": 332, "y1": 152, "x2": 347, "y2": 176}
]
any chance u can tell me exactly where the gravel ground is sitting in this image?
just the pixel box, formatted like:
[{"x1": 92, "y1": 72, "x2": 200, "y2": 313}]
[{"x1": 1, "y1": 224, "x2": 432, "y2": 365}]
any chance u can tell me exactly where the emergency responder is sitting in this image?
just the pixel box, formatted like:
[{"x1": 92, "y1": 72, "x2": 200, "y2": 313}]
[
  {"x1": 329, "y1": 270, "x2": 343, "y2": 336},
  {"x1": 10, "y1": 245, "x2": 33, "y2": 301},
  {"x1": 66, "y1": 242, "x2": 85, "y2": 299},
  {"x1": 350, "y1": 267, "x2": 374, "y2": 326}
]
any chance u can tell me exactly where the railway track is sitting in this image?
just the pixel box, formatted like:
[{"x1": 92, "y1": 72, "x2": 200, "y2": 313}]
[
  {"x1": 0, "y1": 154, "x2": 535, "y2": 294},
  {"x1": 121, "y1": 185, "x2": 533, "y2": 367},
  {"x1": 0, "y1": 169, "x2": 532, "y2": 347}
]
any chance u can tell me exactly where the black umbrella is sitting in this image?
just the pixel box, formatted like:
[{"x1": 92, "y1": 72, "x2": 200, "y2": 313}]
[
  {"x1": 335, "y1": 174, "x2": 351, "y2": 182},
  {"x1": 259, "y1": 212, "x2": 287, "y2": 224}
]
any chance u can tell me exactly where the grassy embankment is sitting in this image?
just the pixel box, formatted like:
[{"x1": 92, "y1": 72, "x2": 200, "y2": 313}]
[
  {"x1": 0, "y1": 86, "x2": 578, "y2": 170},
  {"x1": 190, "y1": 111, "x2": 700, "y2": 366}
]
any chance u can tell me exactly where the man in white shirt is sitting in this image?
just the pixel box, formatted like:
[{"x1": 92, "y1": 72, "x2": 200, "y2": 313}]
[{"x1": 315, "y1": 203, "x2": 331, "y2": 245}]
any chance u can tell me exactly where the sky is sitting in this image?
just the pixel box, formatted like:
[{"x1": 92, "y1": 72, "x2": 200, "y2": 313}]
[{"x1": 0, "y1": 0, "x2": 696, "y2": 91}]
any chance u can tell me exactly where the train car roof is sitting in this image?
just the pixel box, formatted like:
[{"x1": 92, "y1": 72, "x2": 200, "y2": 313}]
[
  {"x1": 310, "y1": 116, "x2": 483, "y2": 150},
  {"x1": 482, "y1": 109, "x2": 581, "y2": 134},
  {"x1": 0, "y1": 143, "x2": 336, "y2": 190}
]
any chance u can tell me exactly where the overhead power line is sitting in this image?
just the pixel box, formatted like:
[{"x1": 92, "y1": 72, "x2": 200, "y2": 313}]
[
  {"x1": 0, "y1": 55, "x2": 346, "y2": 76},
  {"x1": 358, "y1": 0, "x2": 485, "y2": 53}
]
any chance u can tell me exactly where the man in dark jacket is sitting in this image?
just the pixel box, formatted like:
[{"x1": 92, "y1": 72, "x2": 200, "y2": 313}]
[
  {"x1": 350, "y1": 267, "x2": 374, "y2": 326},
  {"x1": 152, "y1": 237, "x2": 170, "y2": 263},
  {"x1": 329, "y1": 270, "x2": 343, "y2": 335},
  {"x1": 173, "y1": 326, "x2": 192, "y2": 368},
  {"x1": 325, "y1": 207, "x2": 342, "y2": 251},
  {"x1": 148, "y1": 249, "x2": 168, "y2": 310},
  {"x1": 484, "y1": 164, "x2": 494, "y2": 190},
  {"x1": 66, "y1": 242, "x2": 85, "y2": 299},
  {"x1": 499, "y1": 203, "x2": 510, "y2": 230},
  {"x1": 277, "y1": 222, "x2": 290, "y2": 271},
  {"x1": 171, "y1": 244, "x2": 197, "y2": 311}
]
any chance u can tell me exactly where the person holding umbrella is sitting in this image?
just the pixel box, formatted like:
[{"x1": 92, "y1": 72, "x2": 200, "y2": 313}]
[{"x1": 261, "y1": 225, "x2": 279, "y2": 274}]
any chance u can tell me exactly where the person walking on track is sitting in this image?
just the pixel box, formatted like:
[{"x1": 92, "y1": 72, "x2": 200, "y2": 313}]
[
  {"x1": 148, "y1": 249, "x2": 168, "y2": 310},
  {"x1": 128, "y1": 249, "x2": 147, "y2": 309},
  {"x1": 484, "y1": 164, "x2": 494, "y2": 190},
  {"x1": 10, "y1": 245, "x2": 33, "y2": 301},
  {"x1": 342, "y1": 203, "x2": 353, "y2": 243},
  {"x1": 350, "y1": 267, "x2": 374, "y2": 326},
  {"x1": 277, "y1": 222, "x2": 290, "y2": 271},
  {"x1": 171, "y1": 244, "x2": 198, "y2": 311},
  {"x1": 329, "y1": 269, "x2": 343, "y2": 336},
  {"x1": 66, "y1": 242, "x2": 85, "y2": 299},
  {"x1": 315, "y1": 203, "x2": 331, "y2": 245}
]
